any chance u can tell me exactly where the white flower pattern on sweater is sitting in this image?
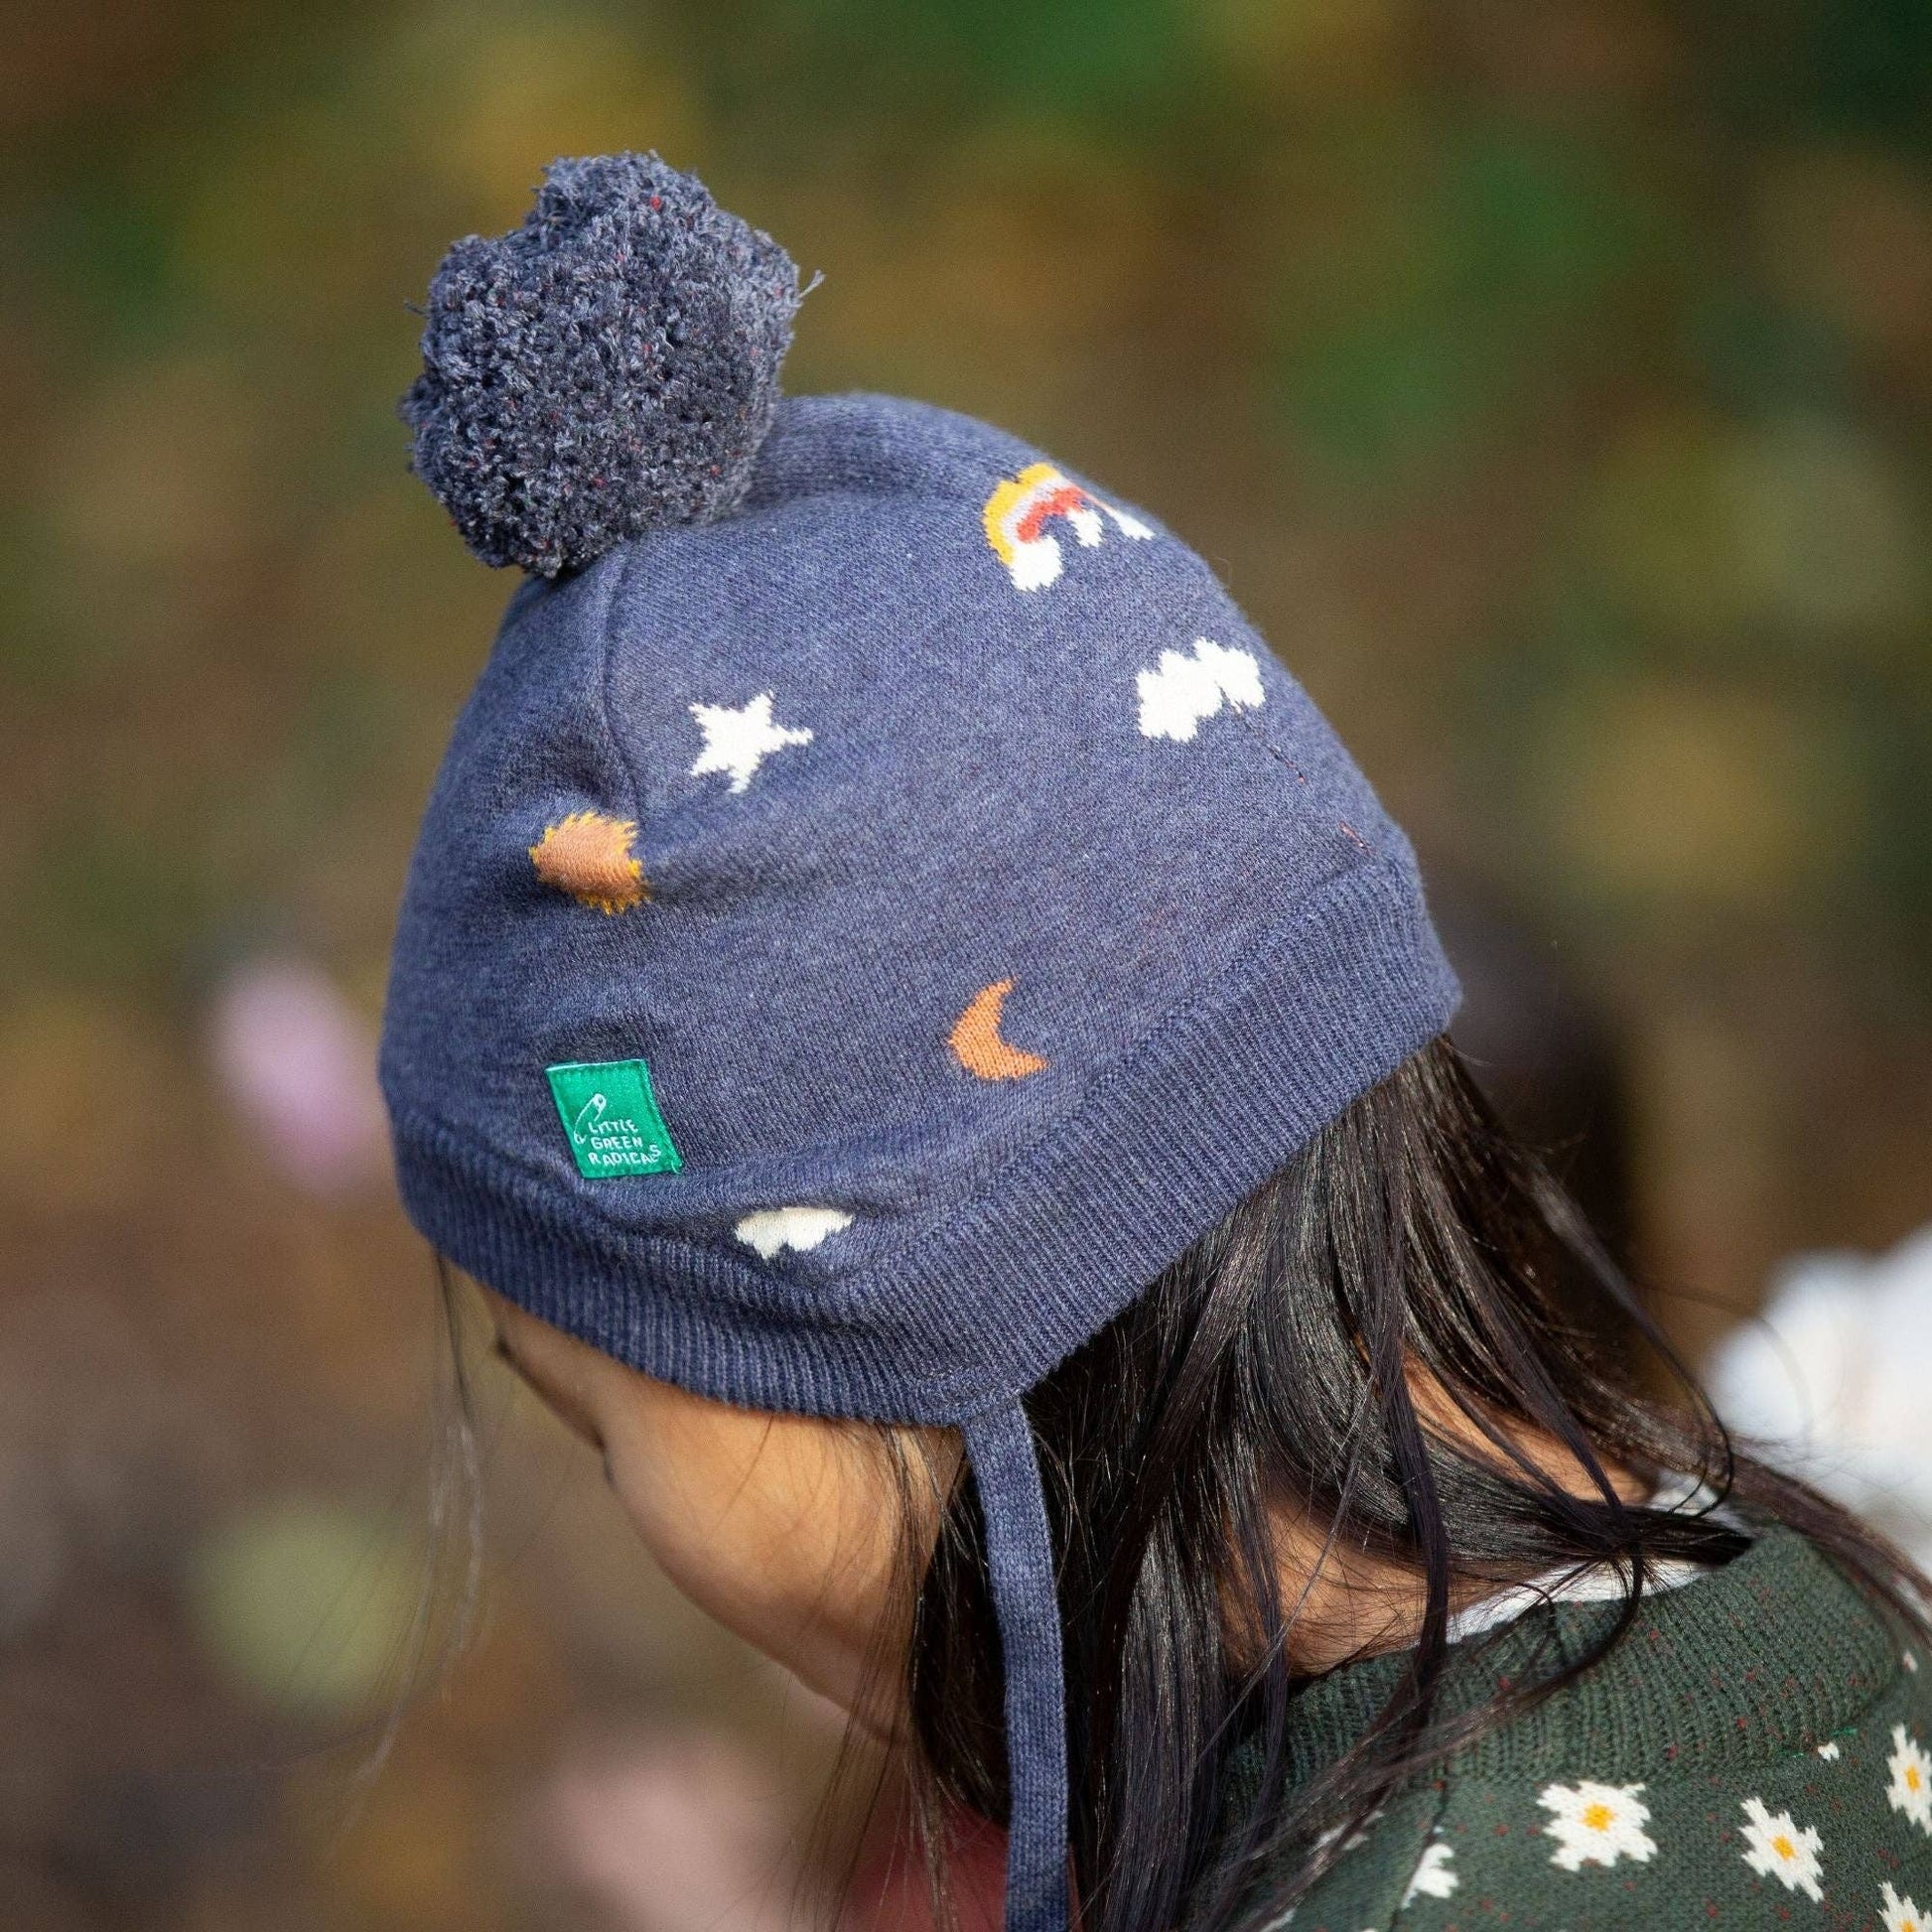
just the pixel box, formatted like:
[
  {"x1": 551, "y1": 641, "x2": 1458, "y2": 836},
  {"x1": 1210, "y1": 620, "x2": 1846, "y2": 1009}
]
[
  {"x1": 1400, "y1": 1842, "x2": 1457, "y2": 1906},
  {"x1": 1737, "y1": 1795, "x2": 1825, "y2": 1900},
  {"x1": 1889, "y1": 1724, "x2": 1932, "y2": 1834},
  {"x1": 1883, "y1": 1880, "x2": 1929, "y2": 1932},
  {"x1": 1537, "y1": 1779, "x2": 1659, "y2": 1869},
  {"x1": 1266, "y1": 1538, "x2": 1930, "y2": 1930}
]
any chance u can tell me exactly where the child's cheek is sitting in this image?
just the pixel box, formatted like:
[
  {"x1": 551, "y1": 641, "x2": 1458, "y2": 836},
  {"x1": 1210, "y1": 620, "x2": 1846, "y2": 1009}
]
[{"x1": 600, "y1": 1406, "x2": 899, "y2": 1676}]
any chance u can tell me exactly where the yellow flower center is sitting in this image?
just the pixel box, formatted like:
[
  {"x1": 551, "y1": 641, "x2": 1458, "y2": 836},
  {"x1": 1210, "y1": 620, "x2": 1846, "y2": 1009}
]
[
  {"x1": 1771, "y1": 1835, "x2": 1795, "y2": 1861},
  {"x1": 1581, "y1": 1803, "x2": 1614, "y2": 1831},
  {"x1": 1909, "y1": 1766, "x2": 1923, "y2": 1792}
]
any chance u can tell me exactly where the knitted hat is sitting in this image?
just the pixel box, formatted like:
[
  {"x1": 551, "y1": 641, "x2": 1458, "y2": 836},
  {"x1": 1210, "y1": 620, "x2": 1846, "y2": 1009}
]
[{"x1": 382, "y1": 154, "x2": 1459, "y2": 1932}]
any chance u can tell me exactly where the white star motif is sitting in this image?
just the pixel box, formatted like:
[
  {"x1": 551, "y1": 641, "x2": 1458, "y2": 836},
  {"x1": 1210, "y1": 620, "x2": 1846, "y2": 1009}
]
[{"x1": 688, "y1": 692, "x2": 813, "y2": 794}]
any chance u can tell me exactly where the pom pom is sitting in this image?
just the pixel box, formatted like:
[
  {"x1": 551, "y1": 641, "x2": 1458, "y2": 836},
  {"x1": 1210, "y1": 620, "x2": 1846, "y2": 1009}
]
[{"x1": 401, "y1": 153, "x2": 802, "y2": 577}]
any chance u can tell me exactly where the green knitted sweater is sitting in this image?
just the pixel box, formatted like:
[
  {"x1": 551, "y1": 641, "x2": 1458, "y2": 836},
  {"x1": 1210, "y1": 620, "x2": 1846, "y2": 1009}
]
[{"x1": 1228, "y1": 1527, "x2": 1932, "y2": 1931}]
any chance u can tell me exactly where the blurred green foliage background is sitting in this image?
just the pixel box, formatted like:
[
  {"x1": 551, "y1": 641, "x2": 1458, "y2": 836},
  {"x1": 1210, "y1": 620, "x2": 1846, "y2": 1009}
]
[{"x1": 3, "y1": 2, "x2": 1931, "y2": 1927}]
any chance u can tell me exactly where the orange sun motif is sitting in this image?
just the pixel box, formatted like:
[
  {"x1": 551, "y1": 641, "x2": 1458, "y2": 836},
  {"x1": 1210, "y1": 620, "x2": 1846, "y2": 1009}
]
[{"x1": 529, "y1": 811, "x2": 648, "y2": 914}]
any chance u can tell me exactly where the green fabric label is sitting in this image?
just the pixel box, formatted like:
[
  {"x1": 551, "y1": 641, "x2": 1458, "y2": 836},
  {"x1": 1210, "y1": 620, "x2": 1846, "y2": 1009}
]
[{"x1": 544, "y1": 1059, "x2": 683, "y2": 1178}]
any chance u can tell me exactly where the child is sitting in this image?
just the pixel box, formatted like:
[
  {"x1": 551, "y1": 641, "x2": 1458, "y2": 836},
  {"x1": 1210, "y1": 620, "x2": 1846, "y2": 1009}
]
[{"x1": 380, "y1": 154, "x2": 1932, "y2": 1932}]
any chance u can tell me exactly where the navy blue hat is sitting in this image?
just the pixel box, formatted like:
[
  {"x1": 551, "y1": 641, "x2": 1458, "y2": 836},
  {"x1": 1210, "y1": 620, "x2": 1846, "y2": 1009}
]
[{"x1": 382, "y1": 155, "x2": 1458, "y2": 1932}]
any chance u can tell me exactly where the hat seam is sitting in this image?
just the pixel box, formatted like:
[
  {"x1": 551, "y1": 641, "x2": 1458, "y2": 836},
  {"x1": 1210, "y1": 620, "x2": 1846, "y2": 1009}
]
[{"x1": 599, "y1": 540, "x2": 656, "y2": 839}]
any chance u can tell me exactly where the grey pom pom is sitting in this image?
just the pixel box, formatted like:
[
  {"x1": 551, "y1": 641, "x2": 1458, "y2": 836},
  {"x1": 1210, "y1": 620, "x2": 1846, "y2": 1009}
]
[{"x1": 401, "y1": 153, "x2": 802, "y2": 577}]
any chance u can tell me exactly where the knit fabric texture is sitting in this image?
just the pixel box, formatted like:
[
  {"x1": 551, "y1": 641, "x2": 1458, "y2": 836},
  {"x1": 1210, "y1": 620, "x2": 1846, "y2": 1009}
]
[
  {"x1": 383, "y1": 389, "x2": 1457, "y2": 1422},
  {"x1": 382, "y1": 158, "x2": 1460, "y2": 1932},
  {"x1": 1222, "y1": 1528, "x2": 1932, "y2": 1930}
]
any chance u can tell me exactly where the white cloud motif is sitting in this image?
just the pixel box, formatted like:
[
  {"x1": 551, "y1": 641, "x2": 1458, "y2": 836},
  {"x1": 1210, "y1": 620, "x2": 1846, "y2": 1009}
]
[
  {"x1": 1136, "y1": 638, "x2": 1265, "y2": 743},
  {"x1": 1538, "y1": 1780, "x2": 1658, "y2": 1871},
  {"x1": 689, "y1": 692, "x2": 813, "y2": 793},
  {"x1": 1884, "y1": 1881, "x2": 1929, "y2": 1932},
  {"x1": 1888, "y1": 1725, "x2": 1932, "y2": 1833},
  {"x1": 1738, "y1": 1796, "x2": 1824, "y2": 1900},
  {"x1": 1401, "y1": 1841, "x2": 1457, "y2": 1906},
  {"x1": 734, "y1": 1205, "x2": 854, "y2": 1260}
]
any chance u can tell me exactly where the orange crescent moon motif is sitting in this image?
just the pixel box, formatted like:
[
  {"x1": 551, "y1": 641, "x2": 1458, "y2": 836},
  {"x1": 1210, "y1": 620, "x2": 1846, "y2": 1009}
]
[{"x1": 949, "y1": 978, "x2": 1049, "y2": 1081}]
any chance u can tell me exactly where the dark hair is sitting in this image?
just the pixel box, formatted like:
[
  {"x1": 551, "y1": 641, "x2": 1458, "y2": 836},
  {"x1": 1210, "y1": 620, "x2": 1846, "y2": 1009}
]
[{"x1": 883, "y1": 1035, "x2": 1931, "y2": 1932}]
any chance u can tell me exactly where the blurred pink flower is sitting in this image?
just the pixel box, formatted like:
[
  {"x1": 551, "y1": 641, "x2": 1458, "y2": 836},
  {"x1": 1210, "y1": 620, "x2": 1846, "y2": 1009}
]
[
  {"x1": 207, "y1": 958, "x2": 387, "y2": 1194},
  {"x1": 542, "y1": 1726, "x2": 805, "y2": 1932}
]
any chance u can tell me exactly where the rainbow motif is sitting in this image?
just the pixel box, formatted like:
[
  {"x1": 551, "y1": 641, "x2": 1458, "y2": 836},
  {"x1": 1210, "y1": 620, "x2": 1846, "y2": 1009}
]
[{"x1": 982, "y1": 462, "x2": 1154, "y2": 592}]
